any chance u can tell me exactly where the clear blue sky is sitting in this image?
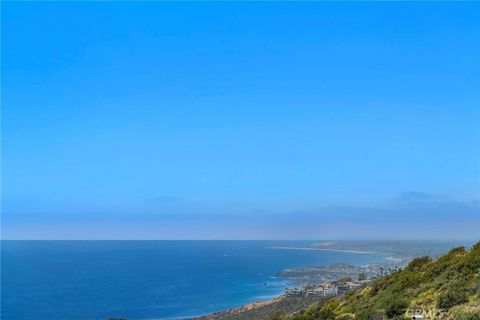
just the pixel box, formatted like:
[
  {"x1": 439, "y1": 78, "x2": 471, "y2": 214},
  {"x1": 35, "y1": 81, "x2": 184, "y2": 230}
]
[{"x1": 2, "y1": 2, "x2": 479, "y2": 239}]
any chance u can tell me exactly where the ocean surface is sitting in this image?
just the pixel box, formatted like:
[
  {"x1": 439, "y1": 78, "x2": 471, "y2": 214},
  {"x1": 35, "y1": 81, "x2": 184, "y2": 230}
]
[{"x1": 1, "y1": 241, "x2": 388, "y2": 320}]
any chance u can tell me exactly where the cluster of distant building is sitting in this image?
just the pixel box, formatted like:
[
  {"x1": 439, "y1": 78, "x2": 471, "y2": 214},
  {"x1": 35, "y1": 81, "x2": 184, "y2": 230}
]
[
  {"x1": 285, "y1": 279, "x2": 368, "y2": 298},
  {"x1": 283, "y1": 261, "x2": 406, "y2": 299}
]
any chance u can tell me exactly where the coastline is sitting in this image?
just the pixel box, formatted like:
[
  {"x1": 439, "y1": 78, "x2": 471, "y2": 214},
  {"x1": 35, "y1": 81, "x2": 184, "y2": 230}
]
[
  {"x1": 267, "y1": 246, "x2": 377, "y2": 254},
  {"x1": 187, "y1": 295, "x2": 283, "y2": 319},
  {"x1": 190, "y1": 248, "x2": 404, "y2": 320},
  {"x1": 187, "y1": 294, "x2": 327, "y2": 320}
]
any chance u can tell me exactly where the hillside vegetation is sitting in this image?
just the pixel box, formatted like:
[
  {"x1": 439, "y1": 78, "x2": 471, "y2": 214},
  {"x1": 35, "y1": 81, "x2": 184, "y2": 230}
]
[{"x1": 273, "y1": 242, "x2": 480, "y2": 320}]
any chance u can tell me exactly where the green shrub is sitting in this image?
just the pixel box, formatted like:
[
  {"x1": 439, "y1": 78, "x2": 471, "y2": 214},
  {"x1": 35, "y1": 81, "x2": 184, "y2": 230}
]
[
  {"x1": 453, "y1": 311, "x2": 480, "y2": 320},
  {"x1": 383, "y1": 297, "x2": 408, "y2": 318},
  {"x1": 436, "y1": 287, "x2": 468, "y2": 309},
  {"x1": 406, "y1": 256, "x2": 431, "y2": 271},
  {"x1": 448, "y1": 247, "x2": 466, "y2": 256},
  {"x1": 456, "y1": 250, "x2": 480, "y2": 276},
  {"x1": 472, "y1": 241, "x2": 480, "y2": 252},
  {"x1": 338, "y1": 276, "x2": 353, "y2": 283},
  {"x1": 358, "y1": 272, "x2": 368, "y2": 281},
  {"x1": 356, "y1": 310, "x2": 384, "y2": 320},
  {"x1": 318, "y1": 309, "x2": 335, "y2": 320},
  {"x1": 465, "y1": 313, "x2": 480, "y2": 320}
]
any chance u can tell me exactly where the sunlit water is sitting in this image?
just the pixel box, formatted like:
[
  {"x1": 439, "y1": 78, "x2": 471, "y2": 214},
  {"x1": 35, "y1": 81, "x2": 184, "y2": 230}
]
[{"x1": 1, "y1": 241, "x2": 388, "y2": 320}]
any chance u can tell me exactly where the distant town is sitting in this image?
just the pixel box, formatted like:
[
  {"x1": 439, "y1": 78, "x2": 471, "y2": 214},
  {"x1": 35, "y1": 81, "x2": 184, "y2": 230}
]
[{"x1": 281, "y1": 262, "x2": 406, "y2": 298}]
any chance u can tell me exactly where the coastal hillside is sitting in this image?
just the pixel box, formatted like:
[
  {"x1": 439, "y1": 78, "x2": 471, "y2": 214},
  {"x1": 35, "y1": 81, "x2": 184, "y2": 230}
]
[{"x1": 274, "y1": 242, "x2": 480, "y2": 320}]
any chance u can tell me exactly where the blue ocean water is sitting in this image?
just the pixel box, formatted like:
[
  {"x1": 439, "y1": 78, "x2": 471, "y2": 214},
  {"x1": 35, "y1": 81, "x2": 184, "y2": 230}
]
[{"x1": 1, "y1": 241, "x2": 387, "y2": 320}]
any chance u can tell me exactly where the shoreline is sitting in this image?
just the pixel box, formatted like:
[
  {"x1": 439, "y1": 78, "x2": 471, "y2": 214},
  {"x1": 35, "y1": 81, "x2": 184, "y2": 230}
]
[
  {"x1": 179, "y1": 245, "x2": 411, "y2": 320},
  {"x1": 186, "y1": 295, "x2": 284, "y2": 320},
  {"x1": 190, "y1": 250, "x2": 401, "y2": 319},
  {"x1": 267, "y1": 246, "x2": 377, "y2": 254}
]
